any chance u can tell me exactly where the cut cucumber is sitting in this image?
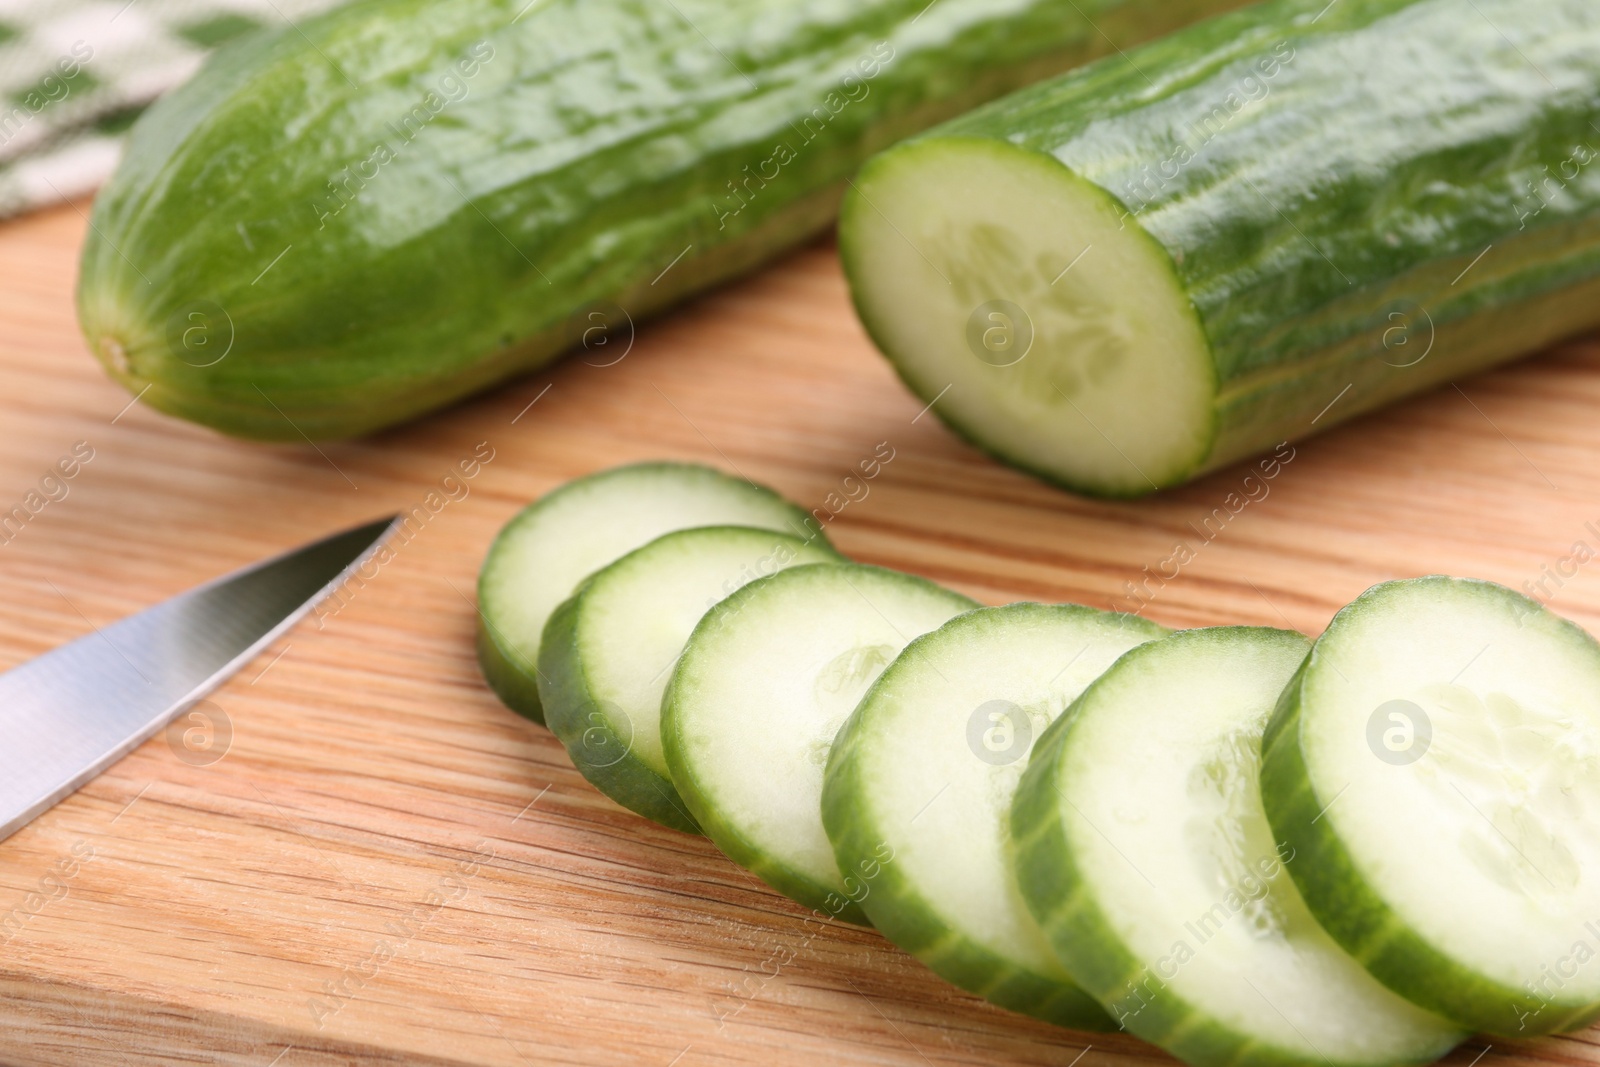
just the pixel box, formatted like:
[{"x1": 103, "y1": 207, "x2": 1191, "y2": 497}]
[
  {"x1": 841, "y1": 0, "x2": 1600, "y2": 496},
  {"x1": 822, "y1": 603, "x2": 1166, "y2": 1029},
  {"x1": 662, "y1": 563, "x2": 975, "y2": 921},
  {"x1": 539, "y1": 526, "x2": 836, "y2": 831},
  {"x1": 477, "y1": 462, "x2": 822, "y2": 725},
  {"x1": 1013, "y1": 627, "x2": 1465, "y2": 1067},
  {"x1": 1261, "y1": 578, "x2": 1600, "y2": 1036}
]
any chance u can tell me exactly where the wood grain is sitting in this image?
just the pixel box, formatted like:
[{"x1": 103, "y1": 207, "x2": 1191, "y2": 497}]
[{"x1": 0, "y1": 201, "x2": 1598, "y2": 1067}]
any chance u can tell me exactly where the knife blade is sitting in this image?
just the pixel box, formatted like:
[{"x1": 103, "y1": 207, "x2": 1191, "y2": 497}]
[{"x1": 0, "y1": 515, "x2": 401, "y2": 843}]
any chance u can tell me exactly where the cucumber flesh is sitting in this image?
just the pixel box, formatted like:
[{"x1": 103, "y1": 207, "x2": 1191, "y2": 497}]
[
  {"x1": 843, "y1": 138, "x2": 1214, "y2": 496},
  {"x1": 476, "y1": 463, "x2": 822, "y2": 724},
  {"x1": 822, "y1": 603, "x2": 1166, "y2": 1028},
  {"x1": 539, "y1": 526, "x2": 835, "y2": 832},
  {"x1": 662, "y1": 563, "x2": 976, "y2": 921},
  {"x1": 1261, "y1": 577, "x2": 1600, "y2": 1036},
  {"x1": 1013, "y1": 627, "x2": 1464, "y2": 1067}
]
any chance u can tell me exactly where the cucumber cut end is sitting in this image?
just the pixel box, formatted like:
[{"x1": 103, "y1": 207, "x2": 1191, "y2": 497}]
[{"x1": 841, "y1": 137, "x2": 1215, "y2": 497}]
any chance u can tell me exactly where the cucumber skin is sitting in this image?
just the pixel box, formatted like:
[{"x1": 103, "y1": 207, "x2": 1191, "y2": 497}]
[
  {"x1": 662, "y1": 565, "x2": 976, "y2": 926},
  {"x1": 537, "y1": 586, "x2": 702, "y2": 834},
  {"x1": 844, "y1": 0, "x2": 1600, "y2": 495},
  {"x1": 75, "y1": 0, "x2": 1250, "y2": 441},
  {"x1": 818, "y1": 605, "x2": 1167, "y2": 1032},
  {"x1": 1259, "y1": 578, "x2": 1600, "y2": 1037},
  {"x1": 477, "y1": 619, "x2": 547, "y2": 726},
  {"x1": 1011, "y1": 627, "x2": 1459, "y2": 1067}
]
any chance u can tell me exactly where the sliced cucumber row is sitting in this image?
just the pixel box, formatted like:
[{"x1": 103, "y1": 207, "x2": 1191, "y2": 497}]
[
  {"x1": 479, "y1": 464, "x2": 1600, "y2": 1059},
  {"x1": 477, "y1": 462, "x2": 824, "y2": 724}
]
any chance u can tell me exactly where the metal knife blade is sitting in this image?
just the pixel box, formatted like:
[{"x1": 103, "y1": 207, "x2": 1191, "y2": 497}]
[{"x1": 0, "y1": 515, "x2": 400, "y2": 843}]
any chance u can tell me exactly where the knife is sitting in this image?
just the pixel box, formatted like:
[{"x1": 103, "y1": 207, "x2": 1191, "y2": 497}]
[{"x1": 0, "y1": 516, "x2": 400, "y2": 843}]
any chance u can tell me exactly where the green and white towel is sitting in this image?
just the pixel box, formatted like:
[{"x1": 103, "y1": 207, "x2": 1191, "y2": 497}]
[{"x1": 0, "y1": 0, "x2": 342, "y2": 219}]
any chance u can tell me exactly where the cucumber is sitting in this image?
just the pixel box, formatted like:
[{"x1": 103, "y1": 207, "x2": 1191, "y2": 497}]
[
  {"x1": 77, "y1": 0, "x2": 1251, "y2": 441},
  {"x1": 1013, "y1": 627, "x2": 1465, "y2": 1066},
  {"x1": 538, "y1": 526, "x2": 836, "y2": 831},
  {"x1": 840, "y1": 0, "x2": 1600, "y2": 496},
  {"x1": 662, "y1": 563, "x2": 975, "y2": 920},
  {"x1": 821, "y1": 603, "x2": 1166, "y2": 1029},
  {"x1": 477, "y1": 463, "x2": 821, "y2": 725},
  {"x1": 1260, "y1": 578, "x2": 1600, "y2": 1036}
]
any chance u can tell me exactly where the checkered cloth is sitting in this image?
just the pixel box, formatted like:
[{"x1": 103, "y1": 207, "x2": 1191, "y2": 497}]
[{"x1": 0, "y1": 0, "x2": 343, "y2": 218}]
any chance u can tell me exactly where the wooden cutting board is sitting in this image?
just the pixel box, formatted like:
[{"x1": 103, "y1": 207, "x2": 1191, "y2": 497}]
[{"x1": 1, "y1": 200, "x2": 1598, "y2": 1067}]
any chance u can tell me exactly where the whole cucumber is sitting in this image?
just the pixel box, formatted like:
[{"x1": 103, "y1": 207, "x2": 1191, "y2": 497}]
[
  {"x1": 840, "y1": 0, "x2": 1600, "y2": 496},
  {"x1": 77, "y1": 0, "x2": 1243, "y2": 439}
]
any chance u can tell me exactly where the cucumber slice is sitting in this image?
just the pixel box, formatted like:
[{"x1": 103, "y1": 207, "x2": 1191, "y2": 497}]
[
  {"x1": 822, "y1": 603, "x2": 1167, "y2": 1029},
  {"x1": 662, "y1": 563, "x2": 976, "y2": 921},
  {"x1": 1261, "y1": 577, "x2": 1600, "y2": 1036},
  {"x1": 1014, "y1": 627, "x2": 1464, "y2": 1067},
  {"x1": 539, "y1": 526, "x2": 836, "y2": 832},
  {"x1": 476, "y1": 463, "x2": 822, "y2": 725}
]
